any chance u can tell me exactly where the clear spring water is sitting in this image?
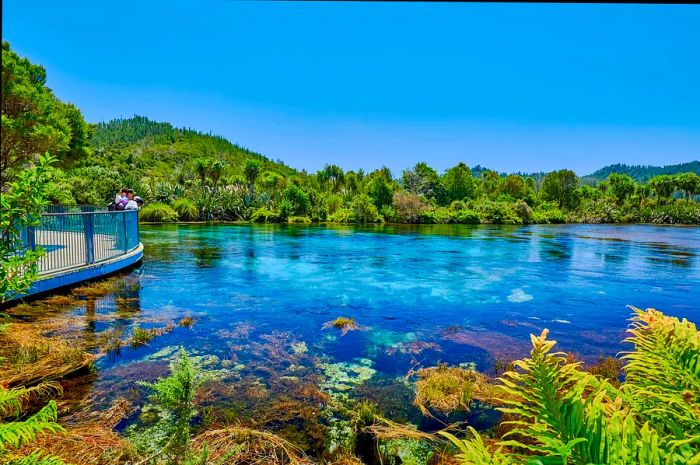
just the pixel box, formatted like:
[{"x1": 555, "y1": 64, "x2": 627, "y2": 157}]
[{"x1": 72, "y1": 223, "x2": 700, "y2": 428}]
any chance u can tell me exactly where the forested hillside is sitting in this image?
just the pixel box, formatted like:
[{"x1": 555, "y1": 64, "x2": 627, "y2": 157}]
[{"x1": 582, "y1": 162, "x2": 700, "y2": 184}]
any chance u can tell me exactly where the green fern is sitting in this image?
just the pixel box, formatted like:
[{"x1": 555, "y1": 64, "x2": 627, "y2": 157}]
[
  {"x1": 622, "y1": 306, "x2": 700, "y2": 437},
  {"x1": 0, "y1": 385, "x2": 66, "y2": 465}
]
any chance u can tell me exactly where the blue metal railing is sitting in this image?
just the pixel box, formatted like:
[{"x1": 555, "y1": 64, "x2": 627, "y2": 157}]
[{"x1": 19, "y1": 210, "x2": 140, "y2": 274}]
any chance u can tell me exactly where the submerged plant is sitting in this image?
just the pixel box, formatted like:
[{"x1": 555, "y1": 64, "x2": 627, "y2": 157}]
[
  {"x1": 322, "y1": 317, "x2": 360, "y2": 336},
  {"x1": 137, "y1": 348, "x2": 205, "y2": 463},
  {"x1": 411, "y1": 365, "x2": 495, "y2": 417}
]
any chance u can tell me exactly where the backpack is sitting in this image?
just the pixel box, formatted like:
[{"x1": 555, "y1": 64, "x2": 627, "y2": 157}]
[
  {"x1": 115, "y1": 201, "x2": 126, "y2": 211},
  {"x1": 107, "y1": 202, "x2": 116, "y2": 211}
]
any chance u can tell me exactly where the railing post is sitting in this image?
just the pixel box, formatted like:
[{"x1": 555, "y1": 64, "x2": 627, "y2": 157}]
[
  {"x1": 122, "y1": 211, "x2": 128, "y2": 253},
  {"x1": 83, "y1": 213, "x2": 95, "y2": 265},
  {"x1": 26, "y1": 226, "x2": 36, "y2": 251}
]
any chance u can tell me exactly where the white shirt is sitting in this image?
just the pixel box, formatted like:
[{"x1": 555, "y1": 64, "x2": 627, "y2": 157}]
[
  {"x1": 125, "y1": 200, "x2": 139, "y2": 210},
  {"x1": 115, "y1": 194, "x2": 126, "y2": 203}
]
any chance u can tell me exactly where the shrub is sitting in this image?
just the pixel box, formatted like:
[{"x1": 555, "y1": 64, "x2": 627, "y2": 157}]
[
  {"x1": 512, "y1": 199, "x2": 533, "y2": 223},
  {"x1": 327, "y1": 208, "x2": 355, "y2": 223},
  {"x1": 250, "y1": 207, "x2": 280, "y2": 223},
  {"x1": 454, "y1": 209, "x2": 481, "y2": 224},
  {"x1": 286, "y1": 216, "x2": 311, "y2": 224},
  {"x1": 139, "y1": 203, "x2": 178, "y2": 222},
  {"x1": 478, "y1": 201, "x2": 522, "y2": 225},
  {"x1": 172, "y1": 198, "x2": 199, "y2": 221},
  {"x1": 532, "y1": 202, "x2": 566, "y2": 224},
  {"x1": 351, "y1": 194, "x2": 381, "y2": 223}
]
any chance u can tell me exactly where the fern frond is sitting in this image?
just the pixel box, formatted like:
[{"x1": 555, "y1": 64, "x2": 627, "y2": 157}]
[
  {"x1": 0, "y1": 401, "x2": 65, "y2": 449},
  {"x1": 3, "y1": 449, "x2": 67, "y2": 465},
  {"x1": 622, "y1": 306, "x2": 700, "y2": 437}
]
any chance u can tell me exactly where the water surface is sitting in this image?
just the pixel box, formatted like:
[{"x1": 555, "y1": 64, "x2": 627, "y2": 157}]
[{"x1": 65, "y1": 224, "x2": 700, "y2": 427}]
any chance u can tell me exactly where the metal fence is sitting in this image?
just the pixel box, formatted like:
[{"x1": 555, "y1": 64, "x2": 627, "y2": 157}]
[{"x1": 19, "y1": 210, "x2": 140, "y2": 275}]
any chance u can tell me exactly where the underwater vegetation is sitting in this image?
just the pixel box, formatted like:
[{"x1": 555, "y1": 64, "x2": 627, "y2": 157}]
[
  {"x1": 322, "y1": 317, "x2": 363, "y2": 336},
  {"x1": 1, "y1": 298, "x2": 698, "y2": 465}
]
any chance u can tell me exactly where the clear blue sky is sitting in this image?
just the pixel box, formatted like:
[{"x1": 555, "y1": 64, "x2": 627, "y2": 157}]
[{"x1": 4, "y1": 1, "x2": 699, "y2": 175}]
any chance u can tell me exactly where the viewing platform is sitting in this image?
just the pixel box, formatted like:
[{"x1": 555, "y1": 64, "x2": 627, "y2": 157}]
[{"x1": 8, "y1": 207, "x2": 143, "y2": 301}]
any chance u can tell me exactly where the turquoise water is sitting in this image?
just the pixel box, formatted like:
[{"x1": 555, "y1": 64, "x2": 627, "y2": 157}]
[{"x1": 77, "y1": 224, "x2": 699, "y2": 428}]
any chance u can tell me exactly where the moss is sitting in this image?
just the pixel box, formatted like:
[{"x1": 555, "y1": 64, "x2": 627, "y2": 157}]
[{"x1": 178, "y1": 316, "x2": 195, "y2": 328}]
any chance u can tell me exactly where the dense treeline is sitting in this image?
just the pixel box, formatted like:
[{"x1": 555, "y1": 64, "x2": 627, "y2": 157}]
[
  {"x1": 581, "y1": 161, "x2": 700, "y2": 184},
  {"x1": 2, "y1": 41, "x2": 700, "y2": 225}
]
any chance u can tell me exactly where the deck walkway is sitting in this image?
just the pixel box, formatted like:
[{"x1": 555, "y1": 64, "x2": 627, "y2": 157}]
[{"x1": 6, "y1": 209, "x2": 143, "y2": 302}]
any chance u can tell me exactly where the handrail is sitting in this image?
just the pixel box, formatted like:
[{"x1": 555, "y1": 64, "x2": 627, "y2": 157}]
[{"x1": 15, "y1": 209, "x2": 141, "y2": 275}]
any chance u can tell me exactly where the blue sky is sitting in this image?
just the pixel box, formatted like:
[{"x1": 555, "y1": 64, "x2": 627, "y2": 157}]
[{"x1": 3, "y1": 1, "x2": 699, "y2": 175}]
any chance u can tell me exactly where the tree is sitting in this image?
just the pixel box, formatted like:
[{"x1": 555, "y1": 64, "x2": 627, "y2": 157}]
[
  {"x1": 541, "y1": 169, "x2": 579, "y2": 209},
  {"x1": 402, "y1": 162, "x2": 447, "y2": 205},
  {"x1": 501, "y1": 174, "x2": 529, "y2": 199},
  {"x1": 675, "y1": 172, "x2": 700, "y2": 203},
  {"x1": 243, "y1": 159, "x2": 261, "y2": 205},
  {"x1": 607, "y1": 173, "x2": 636, "y2": 205},
  {"x1": 1, "y1": 41, "x2": 89, "y2": 183},
  {"x1": 648, "y1": 175, "x2": 676, "y2": 206},
  {"x1": 1, "y1": 153, "x2": 55, "y2": 302},
  {"x1": 392, "y1": 191, "x2": 428, "y2": 223},
  {"x1": 318, "y1": 164, "x2": 344, "y2": 193},
  {"x1": 443, "y1": 162, "x2": 477, "y2": 202},
  {"x1": 480, "y1": 170, "x2": 501, "y2": 199}
]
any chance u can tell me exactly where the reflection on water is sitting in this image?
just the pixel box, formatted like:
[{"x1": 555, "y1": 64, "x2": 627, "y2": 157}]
[{"x1": 28, "y1": 223, "x2": 700, "y2": 430}]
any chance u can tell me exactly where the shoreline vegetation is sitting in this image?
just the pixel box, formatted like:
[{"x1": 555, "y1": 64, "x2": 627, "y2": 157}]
[
  {"x1": 2, "y1": 41, "x2": 700, "y2": 465},
  {"x1": 1, "y1": 42, "x2": 699, "y2": 230}
]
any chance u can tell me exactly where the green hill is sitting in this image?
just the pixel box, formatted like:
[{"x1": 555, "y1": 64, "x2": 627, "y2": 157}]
[
  {"x1": 86, "y1": 115, "x2": 299, "y2": 180},
  {"x1": 581, "y1": 161, "x2": 700, "y2": 184}
]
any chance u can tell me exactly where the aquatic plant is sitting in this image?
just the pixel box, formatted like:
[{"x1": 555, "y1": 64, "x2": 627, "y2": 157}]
[
  {"x1": 177, "y1": 317, "x2": 195, "y2": 328},
  {"x1": 0, "y1": 321, "x2": 94, "y2": 386},
  {"x1": 322, "y1": 317, "x2": 360, "y2": 336},
  {"x1": 137, "y1": 348, "x2": 205, "y2": 463},
  {"x1": 128, "y1": 323, "x2": 175, "y2": 349},
  {"x1": 41, "y1": 294, "x2": 80, "y2": 308},
  {"x1": 441, "y1": 307, "x2": 700, "y2": 465},
  {"x1": 411, "y1": 365, "x2": 496, "y2": 417},
  {"x1": 70, "y1": 279, "x2": 119, "y2": 298}
]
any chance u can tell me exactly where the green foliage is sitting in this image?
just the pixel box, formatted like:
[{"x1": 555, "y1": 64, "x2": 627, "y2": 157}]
[
  {"x1": 1, "y1": 153, "x2": 55, "y2": 302},
  {"x1": 532, "y1": 202, "x2": 566, "y2": 224},
  {"x1": 281, "y1": 185, "x2": 311, "y2": 217},
  {"x1": 250, "y1": 207, "x2": 280, "y2": 223},
  {"x1": 582, "y1": 161, "x2": 700, "y2": 184},
  {"x1": 622, "y1": 308, "x2": 700, "y2": 440},
  {"x1": 608, "y1": 173, "x2": 637, "y2": 205},
  {"x1": 541, "y1": 169, "x2": 579, "y2": 209},
  {"x1": 0, "y1": 384, "x2": 66, "y2": 465},
  {"x1": 477, "y1": 201, "x2": 522, "y2": 225},
  {"x1": 1, "y1": 42, "x2": 90, "y2": 183},
  {"x1": 444, "y1": 308, "x2": 700, "y2": 465},
  {"x1": 139, "y1": 203, "x2": 179, "y2": 223},
  {"x1": 173, "y1": 198, "x2": 199, "y2": 221},
  {"x1": 327, "y1": 208, "x2": 355, "y2": 224},
  {"x1": 137, "y1": 348, "x2": 205, "y2": 462},
  {"x1": 350, "y1": 194, "x2": 381, "y2": 223},
  {"x1": 443, "y1": 162, "x2": 478, "y2": 202},
  {"x1": 65, "y1": 165, "x2": 122, "y2": 205}
]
